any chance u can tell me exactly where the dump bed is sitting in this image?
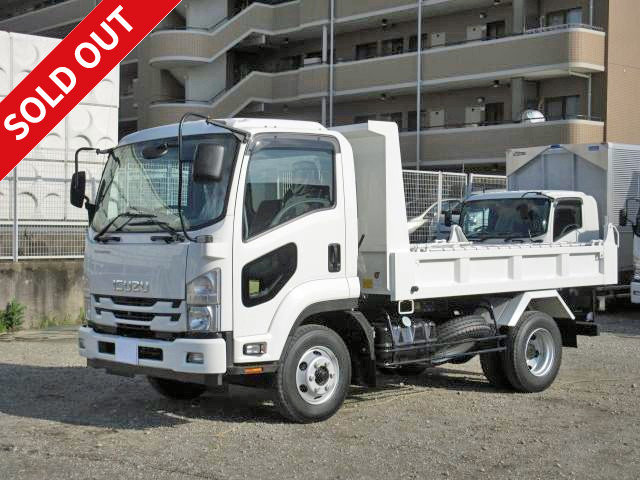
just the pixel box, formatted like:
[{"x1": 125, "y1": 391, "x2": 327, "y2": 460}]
[{"x1": 335, "y1": 122, "x2": 619, "y2": 302}]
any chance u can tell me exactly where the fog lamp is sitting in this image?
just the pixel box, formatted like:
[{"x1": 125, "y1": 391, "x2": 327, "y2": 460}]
[
  {"x1": 243, "y1": 343, "x2": 267, "y2": 356},
  {"x1": 186, "y1": 352, "x2": 205, "y2": 364}
]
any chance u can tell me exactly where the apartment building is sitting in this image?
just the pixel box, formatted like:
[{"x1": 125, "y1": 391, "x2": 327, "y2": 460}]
[{"x1": 2, "y1": 0, "x2": 639, "y2": 172}]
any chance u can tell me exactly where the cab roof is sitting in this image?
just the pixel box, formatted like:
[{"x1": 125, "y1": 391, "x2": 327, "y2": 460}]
[
  {"x1": 466, "y1": 190, "x2": 592, "y2": 201},
  {"x1": 119, "y1": 118, "x2": 327, "y2": 147}
]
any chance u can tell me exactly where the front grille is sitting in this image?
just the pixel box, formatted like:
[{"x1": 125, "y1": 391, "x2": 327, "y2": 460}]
[
  {"x1": 95, "y1": 309, "x2": 180, "y2": 323},
  {"x1": 94, "y1": 296, "x2": 182, "y2": 308},
  {"x1": 89, "y1": 322, "x2": 219, "y2": 342},
  {"x1": 113, "y1": 310, "x2": 155, "y2": 322}
]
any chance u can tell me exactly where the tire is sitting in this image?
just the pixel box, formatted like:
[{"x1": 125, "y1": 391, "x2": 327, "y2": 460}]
[
  {"x1": 480, "y1": 352, "x2": 511, "y2": 389},
  {"x1": 502, "y1": 311, "x2": 563, "y2": 393},
  {"x1": 433, "y1": 314, "x2": 495, "y2": 363},
  {"x1": 274, "y1": 325, "x2": 351, "y2": 423},
  {"x1": 147, "y1": 377, "x2": 207, "y2": 400}
]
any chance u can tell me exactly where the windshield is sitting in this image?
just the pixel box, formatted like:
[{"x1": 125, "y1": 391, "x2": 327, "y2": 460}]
[
  {"x1": 459, "y1": 197, "x2": 551, "y2": 240},
  {"x1": 91, "y1": 134, "x2": 239, "y2": 234}
]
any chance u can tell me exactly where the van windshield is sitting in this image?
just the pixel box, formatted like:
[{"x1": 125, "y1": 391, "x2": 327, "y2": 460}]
[
  {"x1": 459, "y1": 197, "x2": 551, "y2": 240},
  {"x1": 91, "y1": 134, "x2": 238, "y2": 234}
]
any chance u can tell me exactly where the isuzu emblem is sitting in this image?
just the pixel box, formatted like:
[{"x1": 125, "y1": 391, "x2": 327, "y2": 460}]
[{"x1": 113, "y1": 280, "x2": 150, "y2": 293}]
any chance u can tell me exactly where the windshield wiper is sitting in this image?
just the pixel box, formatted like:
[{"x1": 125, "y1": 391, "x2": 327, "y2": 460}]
[
  {"x1": 94, "y1": 211, "x2": 156, "y2": 242},
  {"x1": 129, "y1": 218, "x2": 185, "y2": 243}
]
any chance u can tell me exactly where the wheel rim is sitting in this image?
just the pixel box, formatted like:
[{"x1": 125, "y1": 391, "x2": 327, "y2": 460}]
[
  {"x1": 524, "y1": 328, "x2": 555, "y2": 377},
  {"x1": 295, "y1": 346, "x2": 340, "y2": 405}
]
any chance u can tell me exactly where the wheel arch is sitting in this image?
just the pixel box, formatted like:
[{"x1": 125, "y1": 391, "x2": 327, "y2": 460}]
[
  {"x1": 284, "y1": 302, "x2": 377, "y2": 387},
  {"x1": 493, "y1": 290, "x2": 577, "y2": 347}
]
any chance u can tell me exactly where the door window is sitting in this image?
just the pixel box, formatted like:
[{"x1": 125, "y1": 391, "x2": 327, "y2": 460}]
[
  {"x1": 553, "y1": 200, "x2": 582, "y2": 241},
  {"x1": 242, "y1": 243, "x2": 297, "y2": 307},
  {"x1": 243, "y1": 137, "x2": 336, "y2": 239}
]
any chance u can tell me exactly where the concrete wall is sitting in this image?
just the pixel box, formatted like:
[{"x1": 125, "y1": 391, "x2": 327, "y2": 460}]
[{"x1": 0, "y1": 260, "x2": 84, "y2": 329}]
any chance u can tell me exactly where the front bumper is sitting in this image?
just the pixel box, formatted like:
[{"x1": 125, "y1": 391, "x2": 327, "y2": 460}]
[
  {"x1": 632, "y1": 280, "x2": 640, "y2": 304},
  {"x1": 78, "y1": 326, "x2": 227, "y2": 375}
]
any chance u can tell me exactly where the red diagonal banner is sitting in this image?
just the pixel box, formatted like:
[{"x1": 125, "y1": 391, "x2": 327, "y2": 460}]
[{"x1": 0, "y1": 0, "x2": 182, "y2": 181}]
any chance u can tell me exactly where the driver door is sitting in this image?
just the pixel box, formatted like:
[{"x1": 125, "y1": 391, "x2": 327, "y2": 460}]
[{"x1": 231, "y1": 134, "x2": 348, "y2": 360}]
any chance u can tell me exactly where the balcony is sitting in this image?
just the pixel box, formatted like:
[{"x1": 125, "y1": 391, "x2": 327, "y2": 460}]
[
  {"x1": 146, "y1": 26, "x2": 605, "y2": 127},
  {"x1": 148, "y1": 64, "x2": 328, "y2": 126},
  {"x1": 398, "y1": 119, "x2": 605, "y2": 167},
  {"x1": 147, "y1": 0, "x2": 329, "y2": 70},
  {"x1": 0, "y1": 0, "x2": 96, "y2": 35}
]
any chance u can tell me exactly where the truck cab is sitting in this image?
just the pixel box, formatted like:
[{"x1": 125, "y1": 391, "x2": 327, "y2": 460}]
[{"x1": 456, "y1": 190, "x2": 601, "y2": 245}]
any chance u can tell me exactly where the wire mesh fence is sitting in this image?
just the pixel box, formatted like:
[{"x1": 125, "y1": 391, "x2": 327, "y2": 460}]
[
  {"x1": 403, "y1": 170, "x2": 507, "y2": 243},
  {"x1": 468, "y1": 173, "x2": 508, "y2": 194},
  {"x1": 0, "y1": 148, "x2": 107, "y2": 261}
]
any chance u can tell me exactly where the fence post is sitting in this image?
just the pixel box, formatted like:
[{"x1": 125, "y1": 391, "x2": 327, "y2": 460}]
[
  {"x1": 12, "y1": 167, "x2": 18, "y2": 262},
  {"x1": 436, "y1": 171, "x2": 443, "y2": 221}
]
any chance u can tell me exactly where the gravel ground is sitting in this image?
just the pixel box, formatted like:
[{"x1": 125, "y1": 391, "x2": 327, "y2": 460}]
[{"x1": 1, "y1": 307, "x2": 639, "y2": 480}]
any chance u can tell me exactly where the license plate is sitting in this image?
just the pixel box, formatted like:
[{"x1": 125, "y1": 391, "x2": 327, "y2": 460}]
[{"x1": 115, "y1": 338, "x2": 138, "y2": 365}]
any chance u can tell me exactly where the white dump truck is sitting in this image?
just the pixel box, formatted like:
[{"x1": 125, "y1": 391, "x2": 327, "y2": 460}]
[{"x1": 70, "y1": 119, "x2": 617, "y2": 422}]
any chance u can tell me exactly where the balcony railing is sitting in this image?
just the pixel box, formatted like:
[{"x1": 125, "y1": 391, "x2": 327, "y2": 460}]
[
  {"x1": 412, "y1": 114, "x2": 603, "y2": 132},
  {"x1": 336, "y1": 23, "x2": 604, "y2": 63}
]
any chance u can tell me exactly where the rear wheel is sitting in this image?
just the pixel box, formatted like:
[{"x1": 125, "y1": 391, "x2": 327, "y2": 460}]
[
  {"x1": 502, "y1": 311, "x2": 563, "y2": 392},
  {"x1": 274, "y1": 325, "x2": 351, "y2": 423},
  {"x1": 147, "y1": 377, "x2": 207, "y2": 400}
]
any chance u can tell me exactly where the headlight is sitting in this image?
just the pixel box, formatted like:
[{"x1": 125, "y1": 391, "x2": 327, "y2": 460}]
[
  {"x1": 186, "y1": 270, "x2": 221, "y2": 332},
  {"x1": 187, "y1": 270, "x2": 220, "y2": 305}
]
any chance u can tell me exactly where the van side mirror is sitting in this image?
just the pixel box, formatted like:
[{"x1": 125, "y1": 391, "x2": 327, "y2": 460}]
[
  {"x1": 193, "y1": 144, "x2": 226, "y2": 183},
  {"x1": 443, "y1": 210, "x2": 453, "y2": 227},
  {"x1": 619, "y1": 208, "x2": 628, "y2": 227},
  {"x1": 70, "y1": 171, "x2": 87, "y2": 208}
]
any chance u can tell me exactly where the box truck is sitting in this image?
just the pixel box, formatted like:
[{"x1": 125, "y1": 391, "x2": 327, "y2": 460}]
[
  {"x1": 70, "y1": 119, "x2": 617, "y2": 422},
  {"x1": 507, "y1": 143, "x2": 640, "y2": 308}
]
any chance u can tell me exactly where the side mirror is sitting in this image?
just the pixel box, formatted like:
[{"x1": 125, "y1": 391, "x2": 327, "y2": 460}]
[
  {"x1": 619, "y1": 208, "x2": 628, "y2": 227},
  {"x1": 443, "y1": 210, "x2": 453, "y2": 227},
  {"x1": 193, "y1": 144, "x2": 226, "y2": 183},
  {"x1": 70, "y1": 171, "x2": 87, "y2": 208}
]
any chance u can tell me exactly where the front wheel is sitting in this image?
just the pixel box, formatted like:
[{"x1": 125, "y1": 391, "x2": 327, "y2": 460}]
[
  {"x1": 274, "y1": 325, "x2": 351, "y2": 423},
  {"x1": 502, "y1": 311, "x2": 563, "y2": 392}
]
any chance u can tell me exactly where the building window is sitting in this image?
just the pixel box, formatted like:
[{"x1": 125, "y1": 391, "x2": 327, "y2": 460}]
[
  {"x1": 547, "y1": 7, "x2": 582, "y2": 26},
  {"x1": 408, "y1": 111, "x2": 427, "y2": 131},
  {"x1": 379, "y1": 112, "x2": 403, "y2": 130},
  {"x1": 486, "y1": 20, "x2": 506, "y2": 39},
  {"x1": 355, "y1": 42, "x2": 378, "y2": 60},
  {"x1": 484, "y1": 103, "x2": 505, "y2": 125},
  {"x1": 381, "y1": 38, "x2": 404, "y2": 56},
  {"x1": 279, "y1": 55, "x2": 302, "y2": 71},
  {"x1": 408, "y1": 34, "x2": 428, "y2": 51},
  {"x1": 545, "y1": 95, "x2": 580, "y2": 120}
]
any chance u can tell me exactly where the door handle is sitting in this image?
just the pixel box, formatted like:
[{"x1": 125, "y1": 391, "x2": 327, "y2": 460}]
[{"x1": 328, "y1": 243, "x2": 341, "y2": 273}]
